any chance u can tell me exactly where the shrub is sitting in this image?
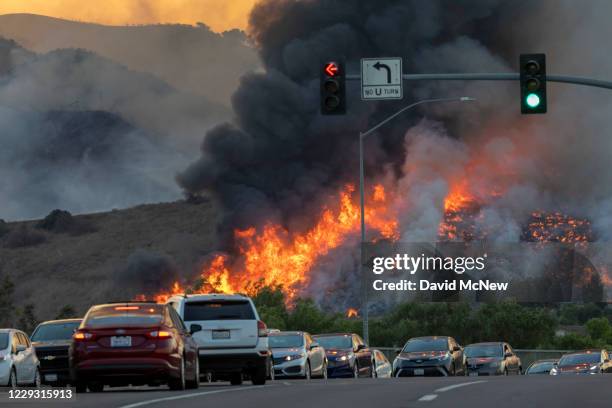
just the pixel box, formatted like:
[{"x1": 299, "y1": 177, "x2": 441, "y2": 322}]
[{"x1": 4, "y1": 225, "x2": 46, "y2": 248}]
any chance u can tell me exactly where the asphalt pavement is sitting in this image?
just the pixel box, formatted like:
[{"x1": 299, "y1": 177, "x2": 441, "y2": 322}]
[{"x1": 1, "y1": 376, "x2": 610, "y2": 408}]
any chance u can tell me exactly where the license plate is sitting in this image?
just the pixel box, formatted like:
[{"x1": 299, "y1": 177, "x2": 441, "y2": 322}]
[
  {"x1": 44, "y1": 374, "x2": 58, "y2": 382},
  {"x1": 469, "y1": 372, "x2": 479, "y2": 377},
  {"x1": 110, "y1": 336, "x2": 132, "y2": 347},
  {"x1": 212, "y1": 330, "x2": 231, "y2": 339},
  {"x1": 414, "y1": 369, "x2": 424, "y2": 376}
]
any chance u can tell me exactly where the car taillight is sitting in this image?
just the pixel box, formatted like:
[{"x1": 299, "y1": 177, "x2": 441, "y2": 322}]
[
  {"x1": 73, "y1": 332, "x2": 94, "y2": 341},
  {"x1": 149, "y1": 330, "x2": 172, "y2": 339},
  {"x1": 257, "y1": 321, "x2": 267, "y2": 337}
]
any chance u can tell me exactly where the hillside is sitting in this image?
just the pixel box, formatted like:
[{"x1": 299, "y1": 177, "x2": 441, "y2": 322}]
[
  {"x1": 0, "y1": 200, "x2": 219, "y2": 322},
  {"x1": 0, "y1": 13, "x2": 261, "y2": 106}
]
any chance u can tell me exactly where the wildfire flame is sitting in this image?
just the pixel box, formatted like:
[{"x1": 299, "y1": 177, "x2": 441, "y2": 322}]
[
  {"x1": 145, "y1": 183, "x2": 399, "y2": 302},
  {"x1": 346, "y1": 308, "x2": 359, "y2": 318}
]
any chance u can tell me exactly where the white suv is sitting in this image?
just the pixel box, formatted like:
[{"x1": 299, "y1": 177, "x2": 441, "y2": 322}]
[{"x1": 167, "y1": 294, "x2": 271, "y2": 385}]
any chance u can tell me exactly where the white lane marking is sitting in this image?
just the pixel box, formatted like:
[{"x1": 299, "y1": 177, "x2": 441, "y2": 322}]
[
  {"x1": 118, "y1": 386, "x2": 270, "y2": 408},
  {"x1": 434, "y1": 380, "x2": 487, "y2": 393},
  {"x1": 418, "y1": 394, "x2": 438, "y2": 402}
]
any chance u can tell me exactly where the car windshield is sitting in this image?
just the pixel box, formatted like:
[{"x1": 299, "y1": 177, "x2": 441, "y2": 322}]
[
  {"x1": 269, "y1": 334, "x2": 304, "y2": 348},
  {"x1": 31, "y1": 322, "x2": 81, "y2": 342},
  {"x1": 527, "y1": 362, "x2": 555, "y2": 373},
  {"x1": 464, "y1": 345, "x2": 503, "y2": 358},
  {"x1": 314, "y1": 335, "x2": 352, "y2": 350},
  {"x1": 83, "y1": 305, "x2": 163, "y2": 328},
  {"x1": 0, "y1": 333, "x2": 8, "y2": 350},
  {"x1": 559, "y1": 353, "x2": 601, "y2": 366},
  {"x1": 184, "y1": 300, "x2": 255, "y2": 321},
  {"x1": 403, "y1": 338, "x2": 448, "y2": 352}
]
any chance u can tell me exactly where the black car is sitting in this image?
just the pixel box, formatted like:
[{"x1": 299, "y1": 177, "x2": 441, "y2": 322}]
[
  {"x1": 525, "y1": 359, "x2": 557, "y2": 375},
  {"x1": 31, "y1": 318, "x2": 82, "y2": 385},
  {"x1": 552, "y1": 350, "x2": 612, "y2": 375},
  {"x1": 393, "y1": 336, "x2": 465, "y2": 377},
  {"x1": 464, "y1": 342, "x2": 522, "y2": 376},
  {"x1": 312, "y1": 333, "x2": 374, "y2": 378}
]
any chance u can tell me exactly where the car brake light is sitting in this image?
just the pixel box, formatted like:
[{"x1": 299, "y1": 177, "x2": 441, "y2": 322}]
[
  {"x1": 73, "y1": 332, "x2": 94, "y2": 341},
  {"x1": 114, "y1": 306, "x2": 140, "y2": 310},
  {"x1": 149, "y1": 330, "x2": 172, "y2": 339},
  {"x1": 257, "y1": 321, "x2": 267, "y2": 337}
]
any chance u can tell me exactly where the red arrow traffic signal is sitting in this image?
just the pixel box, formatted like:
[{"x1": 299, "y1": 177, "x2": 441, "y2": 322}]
[{"x1": 325, "y1": 62, "x2": 339, "y2": 76}]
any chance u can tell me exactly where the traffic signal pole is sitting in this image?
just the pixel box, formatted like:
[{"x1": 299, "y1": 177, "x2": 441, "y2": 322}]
[{"x1": 346, "y1": 72, "x2": 612, "y2": 90}]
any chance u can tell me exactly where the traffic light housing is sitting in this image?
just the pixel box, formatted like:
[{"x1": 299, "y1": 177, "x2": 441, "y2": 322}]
[
  {"x1": 520, "y1": 53, "x2": 547, "y2": 114},
  {"x1": 320, "y1": 61, "x2": 346, "y2": 115}
]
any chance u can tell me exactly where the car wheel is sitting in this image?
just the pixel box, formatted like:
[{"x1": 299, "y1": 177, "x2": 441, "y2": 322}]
[
  {"x1": 304, "y1": 361, "x2": 311, "y2": 380},
  {"x1": 252, "y1": 364, "x2": 267, "y2": 386},
  {"x1": 353, "y1": 363, "x2": 359, "y2": 378},
  {"x1": 321, "y1": 361, "x2": 328, "y2": 379},
  {"x1": 450, "y1": 363, "x2": 456, "y2": 376},
  {"x1": 517, "y1": 367, "x2": 523, "y2": 375},
  {"x1": 9, "y1": 368, "x2": 17, "y2": 388},
  {"x1": 371, "y1": 363, "x2": 377, "y2": 378},
  {"x1": 31, "y1": 369, "x2": 41, "y2": 388},
  {"x1": 230, "y1": 373, "x2": 243, "y2": 386},
  {"x1": 186, "y1": 357, "x2": 200, "y2": 389},
  {"x1": 503, "y1": 368, "x2": 508, "y2": 376},
  {"x1": 169, "y1": 358, "x2": 186, "y2": 391},
  {"x1": 88, "y1": 382, "x2": 104, "y2": 393}
]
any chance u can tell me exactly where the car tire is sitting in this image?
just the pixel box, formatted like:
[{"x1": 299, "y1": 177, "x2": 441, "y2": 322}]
[
  {"x1": 518, "y1": 367, "x2": 523, "y2": 375},
  {"x1": 88, "y1": 382, "x2": 104, "y2": 393},
  {"x1": 503, "y1": 368, "x2": 508, "y2": 376},
  {"x1": 321, "y1": 361, "x2": 328, "y2": 379},
  {"x1": 304, "y1": 361, "x2": 311, "y2": 380},
  {"x1": 252, "y1": 364, "x2": 267, "y2": 386},
  {"x1": 450, "y1": 363, "x2": 456, "y2": 376},
  {"x1": 353, "y1": 363, "x2": 359, "y2": 378},
  {"x1": 371, "y1": 362, "x2": 377, "y2": 378},
  {"x1": 31, "y1": 368, "x2": 41, "y2": 388},
  {"x1": 168, "y1": 358, "x2": 186, "y2": 391},
  {"x1": 230, "y1": 373, "x2": 243, "y2": 386},
  {"x1": 186, "y1": 357, "x2": 200, "y2": 389},
  {"x1": 8, "y1": 368, "x2": 17, "y2": 388}
]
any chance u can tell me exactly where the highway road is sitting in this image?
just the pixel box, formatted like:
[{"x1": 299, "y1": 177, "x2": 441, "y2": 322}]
[{"x1": 1, "y1": 376, "x2": 610, "y2": 408}]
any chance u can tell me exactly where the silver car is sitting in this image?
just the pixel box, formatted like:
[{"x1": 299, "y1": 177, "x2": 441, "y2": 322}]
[
  {"x1": 270, "y1": 331, "x2": 327, "y2": 379},
  {"x1": 372, "y1": 349, "x2": 392, "y2": 378},
  {"x1": 0, "y1": 329, "x2": 41, "y2": 387}
]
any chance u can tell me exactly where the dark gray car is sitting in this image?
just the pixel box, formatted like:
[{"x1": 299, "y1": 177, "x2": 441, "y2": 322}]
[{"x1": 464, "y1": 342, "x2": 522, "y2": 376}]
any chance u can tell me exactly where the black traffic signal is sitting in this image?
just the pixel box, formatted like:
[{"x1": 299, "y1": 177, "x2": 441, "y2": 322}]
[
  {"x1": 520, "y1": 53, "x2": 547, "y2": 114},
  {"x1": 320, "y1": 61, "x2": 346, "y2": 115}
]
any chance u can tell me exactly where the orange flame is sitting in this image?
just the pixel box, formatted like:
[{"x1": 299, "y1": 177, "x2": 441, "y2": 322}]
[
  {"x1": 145, "y1": 183, "x2": 399, "y2": 303},
  {"x1": 346, "y1": 308, "x2": 359, "y2": 318}
]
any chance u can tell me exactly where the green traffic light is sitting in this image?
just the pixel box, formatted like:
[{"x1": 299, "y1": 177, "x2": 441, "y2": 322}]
[{"x1": 525, "y1": 93, "x2": 541, "y2": 108}]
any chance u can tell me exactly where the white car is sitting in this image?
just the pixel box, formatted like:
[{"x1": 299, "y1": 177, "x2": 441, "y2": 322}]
[
  {"x1": 0, "y1": 329, "x2": 41, "y2": 387},
  {"x1": 167, "y1": 294, "x2": 271, "y2": 385}
]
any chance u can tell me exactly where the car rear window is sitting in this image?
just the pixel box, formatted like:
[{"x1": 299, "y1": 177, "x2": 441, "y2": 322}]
[
  {"x1": 464, "y1": 345, "x2": 503, "y2": 358},
  {"x1": 269, "y1": 335, "x2": 304, "y2": 348},
  {"x1": 31, "y1": 322, "x2": 81, "y2": 342},
  {"x1": 83, "y1": 305, "x2": 164, "y2": 328},
  {"x1": 559, "y1": 353, "x2": 600, "y2": 366},
  {"x1": 184, "y1": 300, "x2": 255, "y2": 321},
  {"x1": 0, "y1": 333, "x2": 8, "y2": 350},
  {"x1": 403, "y1": 338, "x2": 448, "y2": 352}
]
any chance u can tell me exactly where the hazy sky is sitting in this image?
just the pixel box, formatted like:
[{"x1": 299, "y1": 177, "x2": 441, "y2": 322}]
[{"x1": 0, "y1": 0, "x2": 257, "y2": 32}]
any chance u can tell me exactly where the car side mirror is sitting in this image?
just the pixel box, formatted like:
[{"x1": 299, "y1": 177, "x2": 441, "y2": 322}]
[
  {"x1": 453, "y1": 346, "x2": 461, "y2": 352},
  {"x1": 504, "y1": 352, "x2": 512, "y2": 358},
  {"x1": 605, "y1": 359, "x2": 610, "y2": 364},
  {"x1": 15, "y1": 344, "x2": 26, "y2": 354},
  {"x1": 356, "y1": 344, "x2": 366, "y2": 352},
  {"x1": 310, "y1": 342, "x2": 320, "y2": 350},
  {"x1": 189, "y1": 324, "x2": 202, "y2": 335},
  {"x1": 395, "y1": 349, "x2": 401, "y2": 355}
]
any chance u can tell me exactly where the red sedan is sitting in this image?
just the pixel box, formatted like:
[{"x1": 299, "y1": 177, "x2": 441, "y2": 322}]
[{"x1": 70, "y1": 302, "x2": 200, "y2": 393}]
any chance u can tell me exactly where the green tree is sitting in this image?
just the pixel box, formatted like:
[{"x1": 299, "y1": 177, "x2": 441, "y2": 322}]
[
  {"x1": 585, "y1": 317, "x2": 612, "y2": 342},
  {"x1": 17, "y1": 304, "x2": 38, "y2": 335},
  {"x1": 55, "y1": 305, "x2": 78, "y2": 320},
  {"x1": 0, "y1": 275, "x2": 15, "y2": 327}
]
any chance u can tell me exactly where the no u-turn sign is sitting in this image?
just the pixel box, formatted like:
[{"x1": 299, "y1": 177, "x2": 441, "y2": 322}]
[{"x1": 361, "y1": 57, "x2": 403, "y2": 100}]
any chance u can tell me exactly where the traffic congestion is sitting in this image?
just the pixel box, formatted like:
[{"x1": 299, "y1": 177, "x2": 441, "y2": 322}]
[{"x1": 1, "y1": 293, "x2": 610, "y2": 393}]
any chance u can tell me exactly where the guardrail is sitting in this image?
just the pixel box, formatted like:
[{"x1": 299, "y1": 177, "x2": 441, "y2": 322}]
[{"x1": 373, "y1": 347, "x2": 573, "y2": 368}]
